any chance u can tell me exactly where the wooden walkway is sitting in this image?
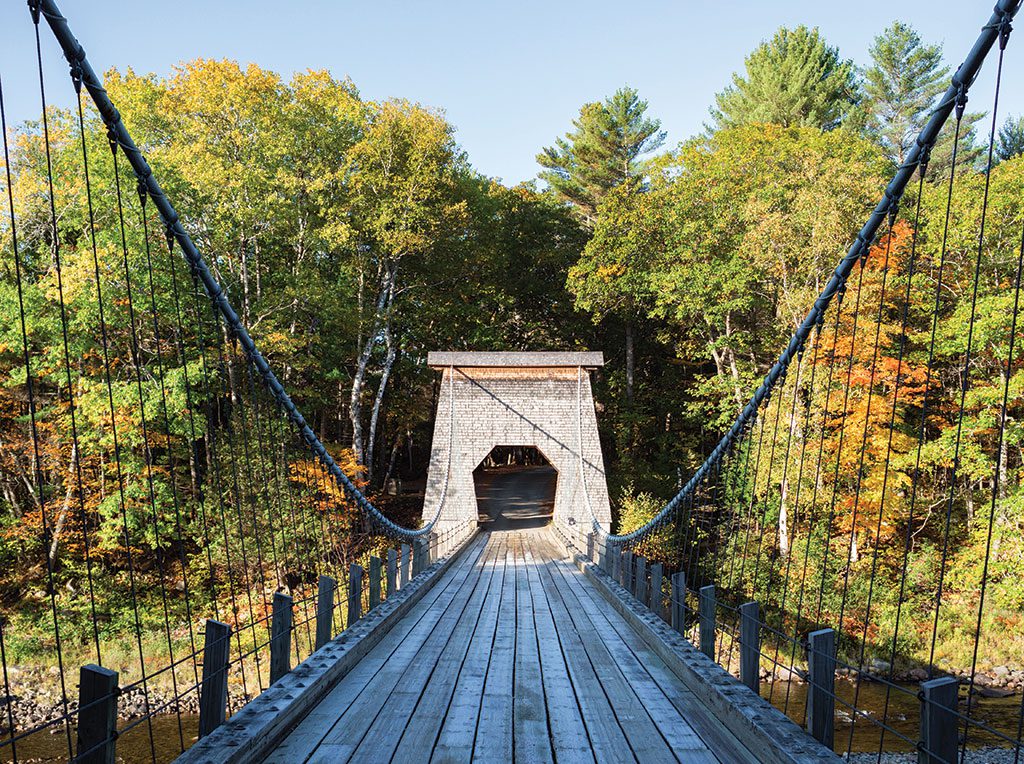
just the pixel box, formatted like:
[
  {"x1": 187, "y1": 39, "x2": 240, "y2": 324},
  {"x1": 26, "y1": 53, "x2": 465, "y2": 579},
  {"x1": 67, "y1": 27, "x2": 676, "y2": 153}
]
[{"x1": 262, "y1": 529, "x2": 758, "y2": 763}]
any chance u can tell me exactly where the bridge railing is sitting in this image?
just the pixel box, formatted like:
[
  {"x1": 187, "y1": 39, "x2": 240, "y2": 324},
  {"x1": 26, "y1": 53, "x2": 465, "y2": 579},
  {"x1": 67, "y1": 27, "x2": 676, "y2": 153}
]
[
  {"x1": 587, "y1": 1, "x2": 1024, "y2": 759},
  {"x1": 0, "y1": 1, "x2": 483, "y2": 761}
]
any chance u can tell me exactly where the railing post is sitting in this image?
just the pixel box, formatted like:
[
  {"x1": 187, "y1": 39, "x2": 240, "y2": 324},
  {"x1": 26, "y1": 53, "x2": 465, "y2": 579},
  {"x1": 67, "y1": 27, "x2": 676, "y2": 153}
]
[
  {"x1": 315, "y1": 575, "x2": 335, "y2": 651},
  {"x1": 670, "y1": 572, "x2": 686, "y2": 634},
  {"x1": 610, "y1": 545, "x2": 621, "y2": 580},
  {"x1": 739, "y1": 601, "x2": 760, "y2": 693},
  {"x1": 76, "y1": 664, "x2": 118, "y2": 763},
  {"x1": 348, "y1": 563, "x2": 364, "y2": 625},
  {"x1": 270, "y1": 592, "x2": 293, "y2": 684},
  {"x1": 199, "y1": 620, "x2": 231, "y2": 737},
  {"x1": 634, "y1": 556, "x2": 647, "y2": 602},
  {"x1": 400, "y1": 543, "x2": 411, "y2": 588},
  {"x1": 387, "y1": 548, "x2": 398, "y2": 598},
  {"x1": 586, "y1": 532, "x2": 595, "y2": 561},
  {"x1": 598, "y1": 537, "x2": 608, "y2": 572},
  {"x1": 807, "y1": 628, "x2": 836, "y2": 749},
  {"x1": 413, "y1": 537, "x2": 429, "y2": 576},
  {"x1": 369, "y1": 556, "x2": 382, "y2": 610},
  {"x1": 621, "y1": 550, "x2": 633, "y2": 592},
  {"x1": 698, "y1": 585, "x2": 716, "y2": 660},
  {"x1": 649, "y1": 563, "x2": 663, "y2": 615},
  {"x1": 918, "y1": 677, "x2": 958, "y2": 764}
]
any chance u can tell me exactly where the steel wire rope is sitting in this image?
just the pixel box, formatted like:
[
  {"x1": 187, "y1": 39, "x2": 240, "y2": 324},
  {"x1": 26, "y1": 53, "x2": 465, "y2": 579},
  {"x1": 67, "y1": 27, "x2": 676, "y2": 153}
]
[
  {"x1": 211, "y1": 321, "x2": 268, "y2": 693},
  {"x1": 137, "y1": 189, "x2": 202, "y2": 741},
  {"x1": 26, "y1": 13, "x2": 84, "y2": 756},
  {"x1": 110, "y1": 130, "x2": 180, "y2": 759},
  {"x1": 185, "y1": 253, "x2": 253, "y2": 703},
  {"x1": 162, "y1": 230, "x2": 222, "y2": 622},
  {"x1": 874, "y1": 156, "x2": 929, "y2": 761},
  {"x1": 963, "y1": 146, "x2": 1023, "y2": 759},
  {"x1": 814, "y1": 254, "x2": 868, "y2": 629},
  {"x1": 0, "y1": 621, "x2": 15, "y2": 763},
  {"x1": 952, "y1": 19, "x2": 1014, "y2": 759},
  {"x1": 52, "y1": 72, "x2": 152, "y2": 760},
  {"x1": 837, "y1": 211, "x2": 897, "y2": 756},
  {"x1": 764, "y1": 346, "x2": 809, "y2": 705},
  {"x1": 928, "y1": 28, "x2": 1008, "y2": 679}
]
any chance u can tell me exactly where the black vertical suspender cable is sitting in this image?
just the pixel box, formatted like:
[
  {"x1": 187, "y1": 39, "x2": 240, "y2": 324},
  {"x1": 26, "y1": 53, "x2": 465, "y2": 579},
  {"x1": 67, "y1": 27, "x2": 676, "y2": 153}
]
[
  {"x1": 874, "y1": 160, "x2": 926, "y2": 761},
  {"x1": 26, "y1": 14, "x2": 75, "y2": 755},
  {"x1": 929, "y1": 27, "x2": 1008, "y2": 679},
  {"x1": 0, "y1": 69, "x2": 25, "y2": 764}
]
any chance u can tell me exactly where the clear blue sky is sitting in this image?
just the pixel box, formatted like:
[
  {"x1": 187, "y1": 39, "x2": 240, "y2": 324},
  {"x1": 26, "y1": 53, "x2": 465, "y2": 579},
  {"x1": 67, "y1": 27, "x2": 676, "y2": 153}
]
[{"x1": 1, "y1": 1, "x2": 1020, "y2": 185}]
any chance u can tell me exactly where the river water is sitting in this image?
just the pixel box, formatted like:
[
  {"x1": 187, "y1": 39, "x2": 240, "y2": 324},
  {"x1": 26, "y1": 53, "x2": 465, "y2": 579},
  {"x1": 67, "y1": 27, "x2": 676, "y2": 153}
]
[
  {"x1": 1, "y1": 683, "x2": 1020, "y2": 760},
  {"x1": 768, "y1": 679, "x2": 1022, "y2": 753}
]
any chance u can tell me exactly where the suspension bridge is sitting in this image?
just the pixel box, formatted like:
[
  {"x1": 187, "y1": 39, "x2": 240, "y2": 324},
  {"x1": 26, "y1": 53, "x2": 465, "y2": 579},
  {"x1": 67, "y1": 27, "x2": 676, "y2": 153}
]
[{"x1": 1, "y1": 0, "x2": 1023, "y2": 761}]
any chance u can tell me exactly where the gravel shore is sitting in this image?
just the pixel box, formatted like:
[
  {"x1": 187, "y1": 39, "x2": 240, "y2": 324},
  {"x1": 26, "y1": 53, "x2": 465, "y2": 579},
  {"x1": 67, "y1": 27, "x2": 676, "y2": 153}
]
[{"x1": 846, "y1": 747, "x2": 1020, "y2": 763}]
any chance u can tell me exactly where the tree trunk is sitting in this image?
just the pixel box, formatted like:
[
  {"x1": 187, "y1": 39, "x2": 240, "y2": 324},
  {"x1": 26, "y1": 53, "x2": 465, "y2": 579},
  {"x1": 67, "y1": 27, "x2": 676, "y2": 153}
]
[
  {"x1": 349, "y1": 265, "x2": 394, "y2": 475},
  {"x1": 48, "y1": 444, "x2": 77, "y2": 566},
  {"x1": 366, "y1": 324, "x2": 396, "y2": 485},
  {"x1": 778, "y1": 476, "x2": 790, "y2": 558},
  {"x1": 625, "y1": 319, "x2": 635, "y2": 404},
  {"x1": 999, "y1": 369, "x2": 1009, "y2": 500}
]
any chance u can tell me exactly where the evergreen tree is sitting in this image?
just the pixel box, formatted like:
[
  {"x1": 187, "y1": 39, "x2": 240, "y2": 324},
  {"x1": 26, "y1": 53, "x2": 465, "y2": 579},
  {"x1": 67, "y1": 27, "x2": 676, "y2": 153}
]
[
  {"x1": 863, "y1": 21, "x2": 983, "y2": 175},
  {"x1": 997, "y1": 115, "x2": 1024, "y2": 161},
  {"x1": 711, "y1": 26, "x2": 860, "y2": 131},
  {"x1": 539, "y1": 87, "x2": 665, "y2": 403},
  {"x1": 863, "y1": 22, "x2": 948, "y2": 164},
  {"x1": 537, "y1": 86, "x2": 665, "y2": 228}
]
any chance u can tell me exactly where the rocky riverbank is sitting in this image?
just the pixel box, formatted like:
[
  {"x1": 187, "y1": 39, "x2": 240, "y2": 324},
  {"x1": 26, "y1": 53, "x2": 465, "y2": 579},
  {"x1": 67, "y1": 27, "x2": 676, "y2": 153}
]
[
  {"x1": 0, "y1": 665, "x2": 252, "y2": 736},
  {"x1": 846, "y1": 747, "x2": 1021, "y2": 763},
  {"x1": 752, "y1": 659, "x2": 1024, "y2": 697}
]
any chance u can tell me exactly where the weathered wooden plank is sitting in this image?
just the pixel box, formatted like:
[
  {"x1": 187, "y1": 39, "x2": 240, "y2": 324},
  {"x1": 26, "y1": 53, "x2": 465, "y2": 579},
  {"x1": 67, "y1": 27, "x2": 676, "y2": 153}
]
[
  {"x1": 401, "y1": 542, "x2": 411, "y2": 588},
  {"x1": 807, "y1": 628, "x2": 835, "y2": 750},
  {"x1": 546, "y1": 555, "x2": 709, "y2": 762},
  {"x1": 431, "y1": 535, "x2": 509, "y2": 763},
  {"x1": 359, "y1": 535, "x2": 503, "y2": 763},
  {"x1": 261, "y1": 534, "x2": 489, "y2": 762},
  {"x1": 471, "y1": 537, "x2": 517, "y2": 762},
  {"x1": 510, "y1": 535, "x2": 553, "y2": 763},
  {"x1": 649, "y1": 563, "x2": 663, "y2": 616},
  {"x1": 522, "y1": 539, "x2": 596, "y2": 764},
  {"x1": 633, "y1": 556, "x2": 647, "y2": 602},
  {"x1": 671, "y1": 572, "x2": 686, "y2": 635},
  {"x1": 387, "y1": 548, "x2": 398, "y2": 598},
  {"x1": 534, "y1": 547, "x2": 640, "y2": 763},
  {"x1": 698, "y1": 585, "x2": 716, "y2": 661},
  {"x1": 919, "y1": 677, "x2": 958, "y2": 764},
  {"x1": 557, "y1": 554, "x2": 758, "y2": 764},
  {"x1": 739, "y1": 601, "x2": 760, "y2": 694},
  {"x1": 348, "y1": 564, "x2": 364, "y2": 626},
  {"x1": 315, "y1": 576, "x2": 335, "y2": 651},
  {"x1": 304, "y1": 535, "x2": 494, "y2": 761},
  {"x1": 369, "y1": 556, "x2": 382, "y2": 610}
]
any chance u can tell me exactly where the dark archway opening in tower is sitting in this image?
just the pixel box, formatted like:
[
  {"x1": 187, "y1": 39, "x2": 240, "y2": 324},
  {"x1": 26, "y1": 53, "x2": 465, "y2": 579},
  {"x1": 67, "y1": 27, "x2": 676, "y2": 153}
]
[{"x1": 473, "y1": 446, "x2": 556, "y2": 530}]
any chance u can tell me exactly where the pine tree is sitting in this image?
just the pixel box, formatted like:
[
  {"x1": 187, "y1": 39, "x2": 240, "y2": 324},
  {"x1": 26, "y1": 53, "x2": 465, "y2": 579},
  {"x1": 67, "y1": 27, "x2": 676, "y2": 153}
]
[
  {"x1": 863, "y1": 22, "x2": 948, "y2": 164},
  {"x1": 538, "y1": 86, "x2": 665, "y2": 404},
  {"x1": 710, "y1": 26, "x2": 860, "y2": 131},
  {"x1": 863, "y1": 21, "x2": 983, "y2": 175},
  {"x1": 997, "y1": 115, "x2": 1024, "y2": 161},
  {"x1": 537, "y1": 86, "x2": 665, "y2": 228}
]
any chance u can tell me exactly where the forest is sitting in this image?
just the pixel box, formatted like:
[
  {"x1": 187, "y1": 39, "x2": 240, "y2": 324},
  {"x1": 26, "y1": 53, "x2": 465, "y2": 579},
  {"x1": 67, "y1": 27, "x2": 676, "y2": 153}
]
[{"x1": 0, "y1": 19, "x2": 1022, "y2": 688}]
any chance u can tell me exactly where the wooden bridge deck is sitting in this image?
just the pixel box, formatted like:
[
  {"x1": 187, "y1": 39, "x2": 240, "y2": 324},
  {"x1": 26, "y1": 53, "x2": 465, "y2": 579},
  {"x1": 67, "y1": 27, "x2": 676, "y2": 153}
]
[{"x1": 262, "y1": 529, "x2": 758, "y2": 764}]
